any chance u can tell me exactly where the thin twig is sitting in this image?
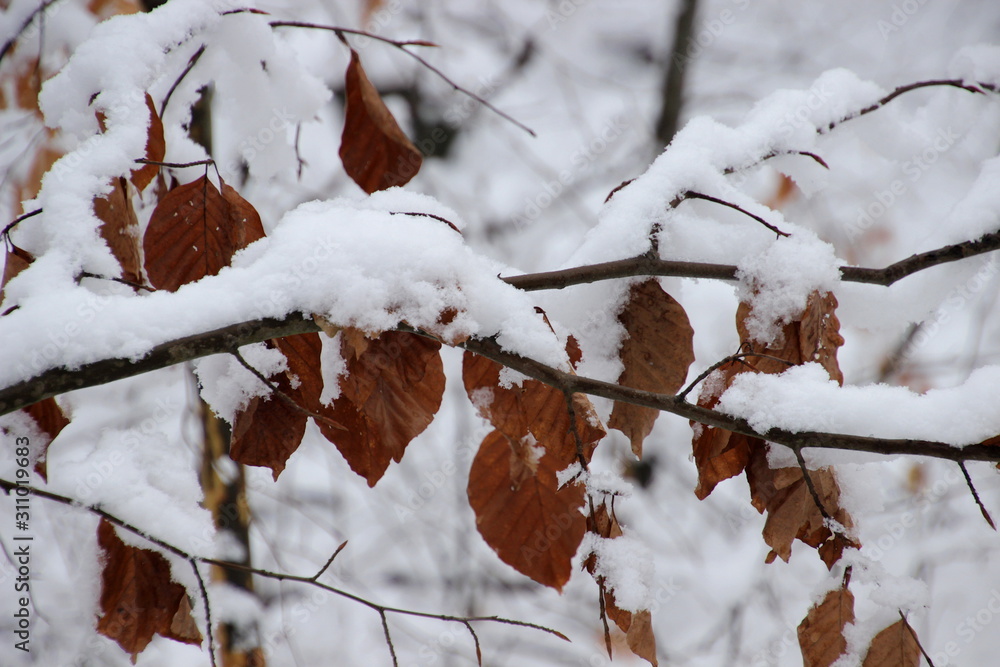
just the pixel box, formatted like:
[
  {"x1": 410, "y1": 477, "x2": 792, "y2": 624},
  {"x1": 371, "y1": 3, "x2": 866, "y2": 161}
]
[
  {"x1": 597, "y1": 577, "x2": 612, "y2": 659},
  {"x1": 462, "y1": 621, "x2": 483, "y2": 666},
  {"x1": 77, "y1": 271, "x2": 155, "y2": 292},
  {"x1": 1, "y1": 208, "x2": 42, "y2": 239},
  {"x1": 958, "y1": 461, "x2": 996, "y2": 530},
  {"x1": 0, "y1": 478, "x2": 571, "y2": 643},
  {"x1": 379, "y1": 610, "x2": 398, "y2": 667},
  {"x1": 311, "y1": 540, "x2": 349, "y2": 581},
  {"x1": 898, "y1": 610, "x2": 935, "y2": 667},
  {"x1": 160, "y1": 44, "x2": 206, "y2": 117},
  {"x1": 189, "y1": 560, "x2": 217, "y2": 667},
  {"x1": 0, "y1": 0, "x2": 63, "y2": 65},
  {"x1": 824, "y1": 79, "x2": 998, "y2": 134},
  {"x1": 387, "y1": 210, "x2": 462, "y2": 234},
  {"x1": 682, "y1": 191, "x2": 790, "y2": 237},
  {"x1": 134, "y1": 158, "x2": 214, "y2": 170},
  {"x1": 268, "y1": 21, "x2": 535, "y2": 137},
  {"x1": 793, "y1": 446, "x2": 833, "y2": 522},
  {"x1": 231, "y1": 351, "x2": 348, "y2": 432},
  {"x1": 563, "y1": 390, "x2": 591, "y2": 470}
]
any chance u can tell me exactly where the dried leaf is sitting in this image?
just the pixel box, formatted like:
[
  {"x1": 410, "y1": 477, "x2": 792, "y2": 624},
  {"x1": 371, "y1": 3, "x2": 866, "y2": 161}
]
[
  {"x1": 1, "y1": 243, "x2": 33, "y2": 314},
  {"x1": 339, "y1": 49, "x2": 422, "y2": 193},
  {"x1": 317, "y1": 331, "x2": 444, "y2": 486},
  {"x1": 130, "y1": 94, "x2": 165, "y2": 191},
  {"x1": 609, "y1": 279, "x2": 695, "y2": 457},
  {"x1": 625, "y1": 609, "x2": 658, "y2": 666},
  {"x1": 861, "y1": 619, "x2": 920, "y2": 667},
  {"x1": 143, "y1": 175, "x2": 265, "y2": 291},
  {"x1": 96, "y1": 520, "x2": 202, "y2": 659},
  {"x1": 798, "y1": 587, "x2": 855, "y2": 667},
  {"x1": 467, "y1": 429, "x2": 586, "y2": 590},
  {"x1": 463, "y1": 351, "x2": 605, "y2": 469},
  {"x1": 94, "y1": 177, "x2": 143, "y2": 285},
  {"x1": 691, "y1": 360, "x2": 753, "y2": 499},
  {"x1": 23, "y1": 397, "x2": 70, "y2": 481},
  {"x1": 230, "y1": 334, "x2": 324, "y2": 480},
  {"x1": 747, "y1": 453, "x2": 859, "y2": 568}
]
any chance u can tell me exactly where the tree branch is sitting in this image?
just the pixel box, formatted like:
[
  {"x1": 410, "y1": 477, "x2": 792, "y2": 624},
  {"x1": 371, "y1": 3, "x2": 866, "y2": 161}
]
[{"x1": 0, "y1": 478, "x2": 570, "y2": 655}]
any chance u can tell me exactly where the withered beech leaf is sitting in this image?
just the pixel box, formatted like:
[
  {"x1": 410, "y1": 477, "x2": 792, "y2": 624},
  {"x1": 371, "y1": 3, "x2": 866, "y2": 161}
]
[
  {"x1": 23, "y1": 397, "x2": 70, "y2": 481},
  {"x1": 94, "y1": 177, "x2": 143, "y2": 285},
  {"x1": 96, "y1": 519, "x2": 202, "y2": 659},
  {"x1": 609, "y1": 279, "x2": 695, "y2": 458},
  {"x1": 130, "y1": 93, "x2": 165, "y2": 191},
  {"x1": 468, "y1": 429, "x2": 586, "y2": 591},
  {"x1": 625, "y1": 609, "x2": 658, "y2": 667},
  {"x1": 339, "y1": 49, "x2": 423, "y2": 193},
  {"x1": 143, "y1": 175, "x2": 265, "y2": 291},
  {"x1": 798, "y1": 586, "x2": 855, "y2": 667},
  {"x1": 1, "y1": 243, "x2": 33, "y2": 315},
  {"x1": 691, "y1": 360, "x2": 754, "y2": 499},
  {"x1": 230, "y1": 333, "x2": 324, "y2": 480},
  {"x1": 462, "y1": 351, "x2": 605, "y2": 469},
  {"x1": 691, "y1": 290, "x2": 857, "y2": 568},
  {"x1": 860, "y1": 619, "x2": 921, "y2": 667},
  {"x1": 747, "y1": 452, "x2": 859, "y2": 568},
  {"x1": 317, "y1": 331, "x2": 444, "y2": 486}
]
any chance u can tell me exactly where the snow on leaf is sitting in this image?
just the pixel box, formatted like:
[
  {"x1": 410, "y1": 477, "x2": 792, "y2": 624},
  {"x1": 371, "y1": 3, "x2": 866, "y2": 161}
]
[
  {"x1": 860, "y1": 619, "x2": 921, "y2": 667},
  {"x1": 317, "y1": 331, "x2": 444, "y2": 486},
  {"x1": 93, "y1": 177, "x2": 143, "y2": 285},
  {"x1": 96, "y1": 519, "x2": 202, "y2": 660},
  {"x1": 462, "y1": 351, "x2": 605, "y2": 469},
  {"x1": 129, "y1": 93, "x2": 165, "y2": 191},
  {"x1": 1, "y1": 243, "x2": 33, "y2": 315},
  {"x1": 339, "y1": 49, "x2": 423, "y2": 194},
  {"x1": 230, "y1": 333, "x2": 325, "y2": 480},
  {"x1": 143, "y1": 175, "x2": 265, "y2": 291},
  {"x1": 467, "y1": 429, "x2": 586, "y2": 591},
  {"x1": 798, "y1": 586, "x2": 855, "y2": 667},
  {"x1": 609, "y1": 279, "x2": 695, "y2": 458}
]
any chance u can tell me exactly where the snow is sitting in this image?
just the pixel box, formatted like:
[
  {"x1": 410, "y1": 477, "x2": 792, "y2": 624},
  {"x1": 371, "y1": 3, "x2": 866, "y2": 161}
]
[{"x1": 716, "y1": 362, "x2": 1000, "y2": 453}]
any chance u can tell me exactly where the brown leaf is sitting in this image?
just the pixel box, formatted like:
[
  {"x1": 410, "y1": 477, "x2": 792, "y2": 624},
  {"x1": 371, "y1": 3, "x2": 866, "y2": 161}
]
[
  {"x1": 317, "y1": 331, "x2": 444, "y2": 486},
  {"x1": 609, "y1": 279, "x2": 695, "y2": 457},
  {"x1": 143, "y1": 175, "x2": 265, "y2": 291},
  {"x1": 747, "y1": 453, "x2": 859, "y2": 568},
  {"x1": 339, "y1": 49, "x2": 422, "y2": 193},
  {"x1": 467, "y1": 429, "x2": 586, "y2": 590},
  {"x1": 861, "y1": 619, "x2": 921, "y2": 667},
  {"x1": 23, "y1": 397, "x2": 70, "y2": 481},
  {"x1": 130, "y1": 93, "x2": 165, "y2": 191},
  {"x1": 1, "y1": 243, "x2": 33, "y2": 314},
  {"x1": 463, "y1": 351, "x2": 605, "y2": 470},
  {"x1": 94, "y1": 177, "x2": 143, "y2": 285},
  {"x1": 96, "y1": 519, "x2": 202, "y2": 659},
  {"x1": 691, "y1": 360, "x2": 754, "y2": 499},
  {"x1": 798, "y1": 587, "x2": 855, "y2": 667},
  {"x1": 625, "y1": 609, "x2": 658, "y2": 666},
  {"x1": 230, "y1": 334, "x2": 324, "y2": 480}
]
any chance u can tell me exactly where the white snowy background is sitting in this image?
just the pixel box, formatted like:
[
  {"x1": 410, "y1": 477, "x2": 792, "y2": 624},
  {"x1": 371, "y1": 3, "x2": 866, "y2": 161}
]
[{"x1": 2, "y1": 0, "x2": 1000, "y2": 665}]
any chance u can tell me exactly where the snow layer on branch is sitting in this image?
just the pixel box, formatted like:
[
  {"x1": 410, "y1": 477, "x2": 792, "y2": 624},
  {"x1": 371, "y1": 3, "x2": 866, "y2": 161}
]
[
  {"x1": 0, "y1": 193, "x2": 565, "y2": 388},
  {"x1": 716, "y1": 363, "x2": 1000, "y2": 451},
  {"x1": 581, "y1": 531, "x2": 655, "y2": 613}
]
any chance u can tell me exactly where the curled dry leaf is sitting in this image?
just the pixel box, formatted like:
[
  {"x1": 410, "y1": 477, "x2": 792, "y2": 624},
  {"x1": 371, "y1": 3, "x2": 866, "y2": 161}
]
[
  {"x1": 143, "y1": 175, "x2": 265, "y2": 291},
  {"x1": 339, "y1": 49, "x2": 423, "y2": 193},
  {"x1": 467, "y1": 429, "x2": 586, "y2": 591},
  {"x1": 609, "y1": 278, "x2": 695, "y2": 458},
  {"x1": 861, "y1": 619, "x2": 921, "y2": 667},
  {"x1": 798, "y1": 586, "x2": 855, "y2": 667},
  {"x1": 93, "y1": 176, "x2": 143, "y2": 285},
  {"x1": 692, "y1": 291, "x2": 858, "y2": 568},
  {"x1": 96, "y1": 519, "x2": 202, "y2": 660},
  {"x1": 130, "y1": 93, "x2": 165, "y2": 191}
]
